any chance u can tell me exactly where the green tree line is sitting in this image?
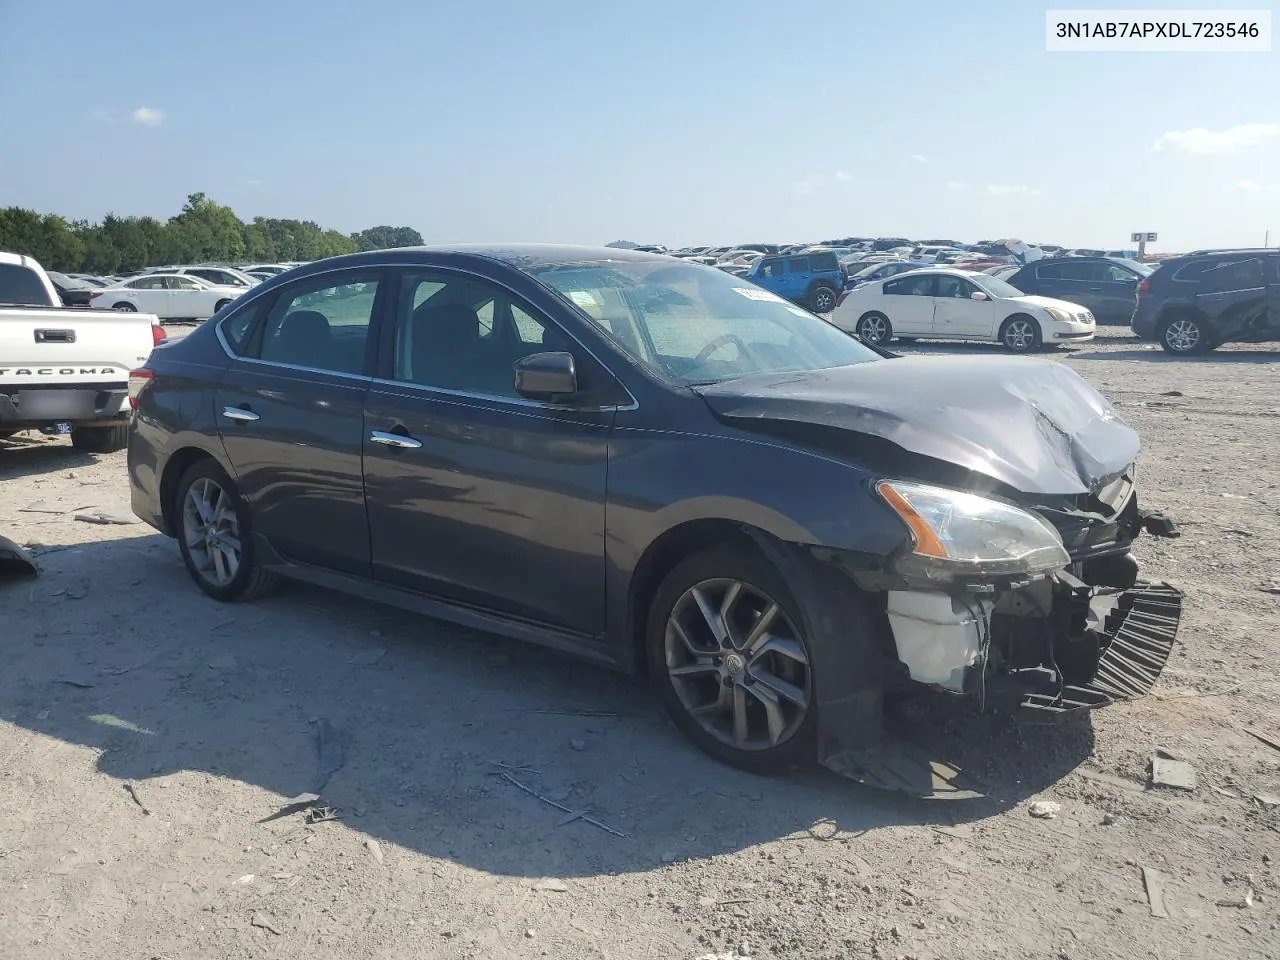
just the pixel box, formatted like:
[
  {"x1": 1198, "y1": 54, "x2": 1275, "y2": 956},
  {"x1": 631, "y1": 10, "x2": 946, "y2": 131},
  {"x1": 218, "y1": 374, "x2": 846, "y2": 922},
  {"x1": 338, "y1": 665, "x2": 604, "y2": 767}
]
[{"x1": 0, "y1": 193, "x2": 424, "y2": 275}]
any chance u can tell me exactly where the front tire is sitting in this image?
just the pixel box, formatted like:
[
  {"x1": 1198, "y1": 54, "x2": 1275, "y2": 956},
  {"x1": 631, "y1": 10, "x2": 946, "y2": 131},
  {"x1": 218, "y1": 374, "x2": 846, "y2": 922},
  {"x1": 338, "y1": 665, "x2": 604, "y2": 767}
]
[
  {"x1": 809, "y1": 285, "x2": 838, "y2": 313},
  {"x1": 175, "y1": 459, "x2": 278, "y2": 602},
  {"x1": 70, "y1": 425, "x2": 128, "y2": 453},
  {"x1": 1159, "y1": 314, "x2": 1212, "y2": 355},
  {"x1": 646, "y1": 546, "x2": 816, "y2": 772},
  {"x1": 215, "y1": 298, "x2": 232, "y2": 312},
  {"x1": 856, "y1": 311, "x2": 893, "y2": 346},
  {"x1": 999, "y1": 314, "x2": 1042, "y2": 353}
]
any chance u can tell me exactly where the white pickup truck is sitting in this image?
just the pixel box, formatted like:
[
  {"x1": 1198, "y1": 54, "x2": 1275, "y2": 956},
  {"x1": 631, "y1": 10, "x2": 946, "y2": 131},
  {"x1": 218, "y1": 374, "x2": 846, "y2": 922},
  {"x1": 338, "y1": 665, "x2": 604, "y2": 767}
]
[{"x1": 0, "y1": 251, "x2": 165, "y2": 452}]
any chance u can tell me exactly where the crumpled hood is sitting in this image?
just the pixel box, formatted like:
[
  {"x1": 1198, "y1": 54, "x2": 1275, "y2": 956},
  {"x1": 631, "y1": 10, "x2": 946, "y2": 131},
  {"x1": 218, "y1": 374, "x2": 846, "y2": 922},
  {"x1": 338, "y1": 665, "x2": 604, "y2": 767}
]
[{"x1": 694, "y1": 356, "x2": 1139, "y2": 495}]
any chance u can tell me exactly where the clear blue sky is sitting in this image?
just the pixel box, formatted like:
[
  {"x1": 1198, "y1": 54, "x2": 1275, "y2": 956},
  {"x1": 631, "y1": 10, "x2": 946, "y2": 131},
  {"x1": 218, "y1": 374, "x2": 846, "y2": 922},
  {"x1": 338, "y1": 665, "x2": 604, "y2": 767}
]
[{"x1": 1, "y1": 0, "x2": 1276, "y2": 251}]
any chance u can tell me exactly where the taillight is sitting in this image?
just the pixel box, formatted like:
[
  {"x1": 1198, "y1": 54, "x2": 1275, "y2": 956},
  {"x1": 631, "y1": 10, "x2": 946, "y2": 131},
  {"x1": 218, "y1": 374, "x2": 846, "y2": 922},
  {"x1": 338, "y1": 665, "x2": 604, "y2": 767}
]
[
  {"x1": 90, "y1": 291, "x2": 102, "y2": 300},
  {"x1": 152, "y1": 323, "x2": 167, "y2": 346},
  {"x1": 127, "y1": 369, "x2": 154, "y2": 409},
  {"x1": 1137, "y1": 280, "x2": 1150, "y2": 295},
  {"x1": 836, "y1": 290, "x2": 850, "y2": 306}
]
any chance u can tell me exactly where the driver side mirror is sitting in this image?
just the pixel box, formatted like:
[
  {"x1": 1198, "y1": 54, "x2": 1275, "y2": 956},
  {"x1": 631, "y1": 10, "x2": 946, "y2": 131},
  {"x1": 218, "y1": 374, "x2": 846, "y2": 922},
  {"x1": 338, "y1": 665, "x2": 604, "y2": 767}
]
[
  {"x1": 970, "y1": 291, "x2": 989, "y2": 301},
  {"x1": 514, "y1": 351, "x2": 577, "y2": 401}
]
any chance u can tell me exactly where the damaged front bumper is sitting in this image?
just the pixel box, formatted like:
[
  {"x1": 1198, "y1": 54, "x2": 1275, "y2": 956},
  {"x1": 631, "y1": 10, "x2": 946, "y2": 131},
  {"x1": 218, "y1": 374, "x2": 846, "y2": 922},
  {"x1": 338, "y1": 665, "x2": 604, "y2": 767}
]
[{"x1": 763, "y1": 499, "x2": 1183, "y2": 799}]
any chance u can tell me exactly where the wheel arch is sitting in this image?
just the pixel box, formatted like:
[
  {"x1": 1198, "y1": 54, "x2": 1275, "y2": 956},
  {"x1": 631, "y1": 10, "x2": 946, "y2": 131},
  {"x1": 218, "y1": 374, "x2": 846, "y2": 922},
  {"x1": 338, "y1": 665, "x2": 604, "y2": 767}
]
[
  {"x1": 158, "y1": 445, "x2": 226, "y2": 536},
  {"x1": 626, "y1": 519, "x2": 781, "y2": 674}
]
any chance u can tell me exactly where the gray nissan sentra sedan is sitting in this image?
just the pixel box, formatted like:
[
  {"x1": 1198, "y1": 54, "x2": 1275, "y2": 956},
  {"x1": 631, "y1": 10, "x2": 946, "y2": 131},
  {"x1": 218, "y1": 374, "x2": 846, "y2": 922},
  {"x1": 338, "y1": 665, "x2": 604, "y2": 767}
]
[{"x1": 126, "y1": 245, "x2": 1182, "y2": 792}]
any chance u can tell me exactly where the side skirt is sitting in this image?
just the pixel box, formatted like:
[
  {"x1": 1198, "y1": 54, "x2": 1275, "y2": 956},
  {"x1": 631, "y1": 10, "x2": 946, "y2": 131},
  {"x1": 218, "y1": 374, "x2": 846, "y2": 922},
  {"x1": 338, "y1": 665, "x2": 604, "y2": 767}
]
[{"x1": 258, "y1": 547, "x2": 625, "y2": 672}]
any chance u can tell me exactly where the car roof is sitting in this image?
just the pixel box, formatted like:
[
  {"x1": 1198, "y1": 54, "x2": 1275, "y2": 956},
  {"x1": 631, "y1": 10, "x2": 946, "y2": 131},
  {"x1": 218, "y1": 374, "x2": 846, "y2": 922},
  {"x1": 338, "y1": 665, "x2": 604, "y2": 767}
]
[{"x1": 280, "y1": 244, "x2": 679, "y2": 276}]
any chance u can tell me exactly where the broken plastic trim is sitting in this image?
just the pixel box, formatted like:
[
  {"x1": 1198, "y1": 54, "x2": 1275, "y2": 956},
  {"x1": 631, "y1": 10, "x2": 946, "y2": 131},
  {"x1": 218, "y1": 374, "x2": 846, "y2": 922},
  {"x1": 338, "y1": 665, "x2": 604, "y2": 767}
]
[{"x1": 1021, "y1": 581, "x2": 1181, "y2": 712}]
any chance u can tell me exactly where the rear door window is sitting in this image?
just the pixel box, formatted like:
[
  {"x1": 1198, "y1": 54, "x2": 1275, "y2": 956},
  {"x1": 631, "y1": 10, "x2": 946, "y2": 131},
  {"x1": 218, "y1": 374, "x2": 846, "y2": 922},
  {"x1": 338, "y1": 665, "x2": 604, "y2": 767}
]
[
  {"x1": 809, "y1": 252, "x2": 839, "y2": 272},
  {"x1": 1199, "y1": 258, "x2": 1265, "y2": 293},
  {"x1": 884, "y1": 275, "x2": 935, "y2": 296},
  {"x1": 784, "y1": 257, "x2": 811, "y2": 274},
  {"x1": 257, "y1": 273, "x2": 381, "y2": 375}
]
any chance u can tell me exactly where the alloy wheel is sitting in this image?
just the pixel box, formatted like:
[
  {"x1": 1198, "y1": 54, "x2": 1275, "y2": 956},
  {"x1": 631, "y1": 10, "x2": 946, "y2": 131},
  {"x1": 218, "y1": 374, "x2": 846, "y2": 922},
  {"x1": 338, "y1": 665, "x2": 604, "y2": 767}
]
[
  {"x1": 1004, "y1": 318, "x2": 1036, "y2": 351},
  {"x1": 813, "y1": 288, "x2": 836, "y2": 312},
  {"x1": 1164, "y1": 318, "x2": 1200, "y2": 353},
  {"x1": 182, "y1": 477, "x2": 242, "y2": 587},
  {"x1": 859, "y1": 315, "x2": 888, "y2": 344},
  {"x1": 664, "y1": 578, "x2": 810, "y2": 750}
]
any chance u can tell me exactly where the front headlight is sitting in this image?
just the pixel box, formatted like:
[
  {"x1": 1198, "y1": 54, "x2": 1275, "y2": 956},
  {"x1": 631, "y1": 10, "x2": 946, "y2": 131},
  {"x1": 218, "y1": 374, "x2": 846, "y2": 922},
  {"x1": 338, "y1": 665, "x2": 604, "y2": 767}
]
[
  {"x1": 1044, "y1": 305, "x2": 1075, "y2": 324},
  {"x1": 876, "y1": 480, "x2": 1070, "y2": 583}
]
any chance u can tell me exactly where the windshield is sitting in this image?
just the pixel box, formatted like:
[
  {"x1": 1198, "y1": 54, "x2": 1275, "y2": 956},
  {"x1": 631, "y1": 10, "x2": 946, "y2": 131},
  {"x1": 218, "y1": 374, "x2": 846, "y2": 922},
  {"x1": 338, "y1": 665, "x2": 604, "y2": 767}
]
[
  {"x1": 969, "y1": 274, "x2": 1025, "y2": 299},
  {"x1": 527, "y1": 260, "x2": 880, "y2": 385}
]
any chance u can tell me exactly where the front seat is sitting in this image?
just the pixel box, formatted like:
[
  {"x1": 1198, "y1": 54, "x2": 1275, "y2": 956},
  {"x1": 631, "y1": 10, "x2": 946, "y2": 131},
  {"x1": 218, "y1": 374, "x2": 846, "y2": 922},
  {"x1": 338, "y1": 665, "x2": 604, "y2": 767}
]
[
  {"x1": 267, "y1": 310, "x2": 336, "y2": 369},
  {"x1": 410, "y1": 303, "x2": 499, "y2": 392}
]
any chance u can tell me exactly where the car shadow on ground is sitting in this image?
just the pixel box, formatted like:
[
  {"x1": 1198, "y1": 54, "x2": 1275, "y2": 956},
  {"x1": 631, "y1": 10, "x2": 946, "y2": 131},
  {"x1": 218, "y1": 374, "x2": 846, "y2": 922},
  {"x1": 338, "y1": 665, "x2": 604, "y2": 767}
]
[
  {"x1": 1066, "y1": 348, "x2": 1280, "y2": 363},
  {"x1": 0, "y1": 436, "x2": 100, "y2": 481},
  {"x1": 1, "y1": 530, "x2": 1098, "y2": 880}
]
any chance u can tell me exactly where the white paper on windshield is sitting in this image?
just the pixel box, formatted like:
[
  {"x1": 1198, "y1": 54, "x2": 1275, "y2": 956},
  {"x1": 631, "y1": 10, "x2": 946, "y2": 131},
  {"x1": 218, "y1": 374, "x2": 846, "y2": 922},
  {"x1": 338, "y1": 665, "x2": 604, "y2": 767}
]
[
  {"x1": 566, "y1": 290, "x2": 600, "y2": 310},
  {"x1": 732, "y1": 287, "x2": 786, "y2": 302}
]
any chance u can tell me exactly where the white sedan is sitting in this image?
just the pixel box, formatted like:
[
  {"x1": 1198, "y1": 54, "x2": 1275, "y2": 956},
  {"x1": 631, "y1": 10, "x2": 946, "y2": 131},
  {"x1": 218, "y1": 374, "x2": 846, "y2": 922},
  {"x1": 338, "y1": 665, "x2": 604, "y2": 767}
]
[
  {"x1": 89, "y1": 273, "x2": 245, "y2": 320},
  {"x1": 831, "y1": 268, "x2": 1095, "y2": 353}
]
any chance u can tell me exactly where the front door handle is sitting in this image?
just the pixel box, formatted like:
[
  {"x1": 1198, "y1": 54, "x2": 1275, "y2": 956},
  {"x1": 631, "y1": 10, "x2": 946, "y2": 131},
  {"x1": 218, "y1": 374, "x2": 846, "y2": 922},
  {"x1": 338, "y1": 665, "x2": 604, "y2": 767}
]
[
  {"x1": 369, "y1": 430, "x2": 422, "y2": 450},
  {"x1": 221, "y1": 405, "x2": 260, "y2": 422}
]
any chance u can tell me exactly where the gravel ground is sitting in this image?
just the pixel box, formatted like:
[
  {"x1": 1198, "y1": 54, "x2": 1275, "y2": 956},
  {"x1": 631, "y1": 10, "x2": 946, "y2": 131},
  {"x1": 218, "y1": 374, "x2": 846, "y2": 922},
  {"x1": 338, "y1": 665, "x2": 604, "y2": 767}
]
[{"x1": 1, "y1": 326, "x2": 1278, "y2": 960}]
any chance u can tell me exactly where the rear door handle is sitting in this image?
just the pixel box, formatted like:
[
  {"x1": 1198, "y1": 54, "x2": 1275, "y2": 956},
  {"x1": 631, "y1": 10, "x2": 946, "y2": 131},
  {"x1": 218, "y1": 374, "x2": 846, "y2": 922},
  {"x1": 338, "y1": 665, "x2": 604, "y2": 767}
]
[
  {"x1": 369, "y1": 430, "x2": 422, "y2": 449},
  {"x1": 221, "y1": 406, "x2": 260, "y2": 422}
]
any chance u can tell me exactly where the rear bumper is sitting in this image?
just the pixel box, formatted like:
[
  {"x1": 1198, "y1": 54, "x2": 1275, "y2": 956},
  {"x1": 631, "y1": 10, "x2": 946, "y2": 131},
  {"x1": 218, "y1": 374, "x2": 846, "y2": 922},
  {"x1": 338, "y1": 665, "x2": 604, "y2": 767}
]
[{"x1": 0, "y1": 385, "x2": 128, "y2": 427}]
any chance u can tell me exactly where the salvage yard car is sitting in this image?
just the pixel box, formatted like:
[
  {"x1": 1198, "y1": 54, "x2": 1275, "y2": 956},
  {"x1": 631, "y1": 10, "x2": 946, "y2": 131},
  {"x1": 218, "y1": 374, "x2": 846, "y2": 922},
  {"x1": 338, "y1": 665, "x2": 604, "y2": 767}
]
[
  {"x1": 1130, "y1": 248, "x2": 1280, "y2": 355},
  {"x1": 1, "y1": 252, "x2": 166, "y2": 451},
  {"x1": 126, "y1": 245, "x2": 1180, "y2": 790},
  {"x1": 832, "y1": 267, "x2": 1096, "y2": 352},
  {"x1": 91, "y1": 273, "x2": 245, "y2": 321}
]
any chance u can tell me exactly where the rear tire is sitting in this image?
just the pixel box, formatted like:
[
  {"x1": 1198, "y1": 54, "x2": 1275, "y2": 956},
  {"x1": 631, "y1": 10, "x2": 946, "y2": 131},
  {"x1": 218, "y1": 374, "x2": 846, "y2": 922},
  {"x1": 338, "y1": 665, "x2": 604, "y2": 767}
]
[
  {"x1": 809, "y1": 285, "x2": 838, "y2": 313},
  {"x1": 215, "y1": 298, "x2": 232, "y2": 312},
  {"x1": 855, "y1": 312, "x2": 893, "y2": 345},
  {"x1": 175, "y1": 458, "x2": 278, "y2": 602},
  {"x1": 112, "y1": 302, "x2": 137, "y2": 312},
  {"x1": 646, "y1": 545, "x2": 817, "y2": 773},
  {"x1": 70, "y1": 425, "x2": 128, "y2": 453},
  {"x1": 1159, "y1": 314, "x2": 1213, "y2": 355}
]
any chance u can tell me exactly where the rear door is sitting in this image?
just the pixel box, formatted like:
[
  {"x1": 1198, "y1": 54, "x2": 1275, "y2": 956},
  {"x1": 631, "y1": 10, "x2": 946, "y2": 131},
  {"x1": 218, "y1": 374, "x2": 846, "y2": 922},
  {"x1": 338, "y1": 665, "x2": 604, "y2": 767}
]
[
  {"x1": 880, "y1": 274, "x2": 936, "y2": 334},
  {"x1": 214, "y1": 269, "x2": 386, "y2": 576},
  {"x1": 126, "y1": 276, "x2": 172, "y2": 315},
  {"x1": 931, "y1": 274, "x2": 997, "y2": 338},
  {"x1": 1196, "y1": 257, "x2": 1269, "y2": 342},
  {"x1": 166, "y1": 276, "x2": 210, "y2": 319},
  {"x1": 1093, "y1": 261, "x2": 1143, "y2": 324}
]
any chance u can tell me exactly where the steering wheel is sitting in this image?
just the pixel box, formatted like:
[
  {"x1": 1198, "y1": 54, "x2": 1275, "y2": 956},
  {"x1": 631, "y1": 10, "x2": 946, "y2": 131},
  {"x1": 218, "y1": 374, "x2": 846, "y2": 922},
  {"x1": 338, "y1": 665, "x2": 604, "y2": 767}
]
[{"x1": 692, "y1": 333, "x2": 748, "y2": 367}]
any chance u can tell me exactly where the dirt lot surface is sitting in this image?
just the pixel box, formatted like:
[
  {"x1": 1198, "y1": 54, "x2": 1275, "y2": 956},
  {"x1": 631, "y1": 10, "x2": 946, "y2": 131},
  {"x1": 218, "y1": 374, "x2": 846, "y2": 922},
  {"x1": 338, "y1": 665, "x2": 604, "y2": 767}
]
[{"x1": 2, "y1": 327, "x2": 1279, "y2": 960}]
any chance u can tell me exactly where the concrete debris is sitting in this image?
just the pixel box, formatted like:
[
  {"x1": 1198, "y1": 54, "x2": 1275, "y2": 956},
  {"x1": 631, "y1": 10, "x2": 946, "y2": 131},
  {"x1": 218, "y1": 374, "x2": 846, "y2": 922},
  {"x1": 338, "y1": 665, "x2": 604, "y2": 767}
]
[
  {"x1": 533, "y1": 878, "x2": 569, "y2": 893},
  {"x1": 1029, "y1": 801, "x2": 1061, "y2": 819},
  {"x1": 74, "y1": 511, "x2": 140, "y2": 525},
  {"x1": 250, "y1": 912, "x2": 282, "y2": 935},
  {"x1": 1151, "y1": 757, "x2": 1197, "y2": 791},
  {"x1": 1253, "y1": 793, "x2": 1280, "y2": 809},
  {"x1": 364, "y1": 839, "x2": 383, "y2": 864},
  {"x1": 1217, "y1": 888, "x2": 1255, "y2": 909},
  {"x1": 1142, "y1": 867, "x2": 1169, "y2": 918}
]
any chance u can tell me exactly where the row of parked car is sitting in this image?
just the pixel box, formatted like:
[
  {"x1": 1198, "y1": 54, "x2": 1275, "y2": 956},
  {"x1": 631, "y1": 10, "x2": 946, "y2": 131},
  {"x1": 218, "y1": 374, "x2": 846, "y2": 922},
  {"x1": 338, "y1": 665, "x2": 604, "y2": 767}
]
[
  {"x1": 41, "y1": 262, "x2": 303, "y2": 320},
  {"x1": 653, "y1": 240, "x2": 1273, "y2": 357}
]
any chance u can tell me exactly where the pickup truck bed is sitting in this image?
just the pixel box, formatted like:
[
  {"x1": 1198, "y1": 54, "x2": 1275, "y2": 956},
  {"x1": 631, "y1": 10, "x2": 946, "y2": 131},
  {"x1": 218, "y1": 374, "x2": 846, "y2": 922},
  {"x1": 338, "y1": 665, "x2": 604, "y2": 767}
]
[{"x1": 0, "y1": 304, "x2": 164, "y2": 451}]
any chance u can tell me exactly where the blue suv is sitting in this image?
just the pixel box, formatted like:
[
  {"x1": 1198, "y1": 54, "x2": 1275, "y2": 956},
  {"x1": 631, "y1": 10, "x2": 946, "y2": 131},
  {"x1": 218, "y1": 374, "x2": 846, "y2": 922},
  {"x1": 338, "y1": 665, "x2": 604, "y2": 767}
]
[{"x1": 748, "y1": 251, "x2": 843, "y2": 313}]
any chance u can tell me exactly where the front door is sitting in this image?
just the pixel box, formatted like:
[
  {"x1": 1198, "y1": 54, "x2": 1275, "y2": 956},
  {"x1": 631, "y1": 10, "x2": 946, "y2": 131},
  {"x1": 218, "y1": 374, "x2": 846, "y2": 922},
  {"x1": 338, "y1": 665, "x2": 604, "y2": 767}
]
[
  {"x1": 362, "y1": 269, "x2": 613, "y2": 637},
  {"x1": 880, "y1": 273, "x2": 937, "y2": 334},
  {"x1": 931, "y1": 274, "x2": 997, "y2": 338},
  {"x1": 214, "y1": 269, "x2": 386, "y2": 577}
]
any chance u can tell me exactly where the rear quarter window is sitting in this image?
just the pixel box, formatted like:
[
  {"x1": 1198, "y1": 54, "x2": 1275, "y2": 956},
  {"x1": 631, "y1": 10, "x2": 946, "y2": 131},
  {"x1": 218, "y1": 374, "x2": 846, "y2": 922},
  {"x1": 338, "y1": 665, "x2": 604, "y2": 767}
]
[{"x1": 220, "y1": 300, "x2": 265, "y2": 355}]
